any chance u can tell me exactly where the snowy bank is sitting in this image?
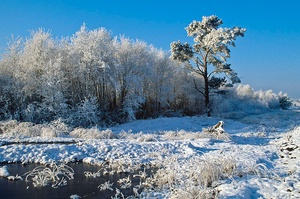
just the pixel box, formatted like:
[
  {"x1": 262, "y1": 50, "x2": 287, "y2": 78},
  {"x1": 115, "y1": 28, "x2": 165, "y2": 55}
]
[{"x1": 0, "y1": 108, "x2": 300, "y2": 198}]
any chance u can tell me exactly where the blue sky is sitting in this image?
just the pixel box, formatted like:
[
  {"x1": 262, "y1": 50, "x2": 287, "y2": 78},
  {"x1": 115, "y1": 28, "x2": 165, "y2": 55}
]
[{"x1": 1, "y1": 0, "x2": 299, "y2": 98}]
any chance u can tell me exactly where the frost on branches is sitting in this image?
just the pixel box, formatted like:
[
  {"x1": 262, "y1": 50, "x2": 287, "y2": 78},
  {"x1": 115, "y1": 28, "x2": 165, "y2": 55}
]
[
  {"x1": 171, "y1": 15, "x2": 246, "y2": 116},
  {"x1": 0, "y1": 21, "x2": 292, "y2": 127}
]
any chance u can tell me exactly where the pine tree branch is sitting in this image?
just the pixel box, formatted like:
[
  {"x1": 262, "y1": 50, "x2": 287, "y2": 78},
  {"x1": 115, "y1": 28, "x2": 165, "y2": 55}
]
[{"x1": 193, "y1": 79, "x2": 205, "y2": 97}]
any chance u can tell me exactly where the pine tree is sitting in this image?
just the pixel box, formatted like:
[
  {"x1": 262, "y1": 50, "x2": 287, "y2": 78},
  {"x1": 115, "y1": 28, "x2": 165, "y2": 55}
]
[{"x1": 171, "y1": 15, "x2": 246, "y2": 116}]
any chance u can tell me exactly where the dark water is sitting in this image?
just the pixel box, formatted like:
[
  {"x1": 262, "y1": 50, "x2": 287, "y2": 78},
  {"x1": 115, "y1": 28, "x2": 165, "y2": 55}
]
[{"x1": 0, "y1": 163, "x2": 150, "y2": 199}]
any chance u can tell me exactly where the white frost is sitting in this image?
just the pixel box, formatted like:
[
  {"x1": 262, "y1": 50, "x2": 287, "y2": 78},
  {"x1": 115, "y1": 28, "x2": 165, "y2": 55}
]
[
  {"x1": 0, "y1": 106, "x2": 300, "y2": 198},
  {"x1": 0, "y1": 166, "x2": 10, "y2": 177}
]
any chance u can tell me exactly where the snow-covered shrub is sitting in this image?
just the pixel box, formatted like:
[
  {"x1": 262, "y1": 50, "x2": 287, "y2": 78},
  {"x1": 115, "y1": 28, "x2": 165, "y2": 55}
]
[
  {"x1": 67, "y1": 98, "x2": 101, "y2": 127},
  {"x1": 70, "y1": 127, "x2": 115, "y2": 139},
  {"x1": 0, "y1": 120, "x2": 42, "y2": 137},
  {"x1": 0, "y1": 120, "x2": 19, "y2": 133},
  {"x1": 293, "y1": 99, "x2": 300, "y2": 107},
  {"x1": 278, "y1": 92, "x2": 292, "y2": 109},
  {"x1": 14, "y1": 122, "x2": 42, "y2": 137},
  {"x1": 212, "y1": 84, "x2": 291, "y2": 118},
  {"x1": 40, "y1": 126, "x2": 57, "y2": 138},
  {"x1": 39, "y1": 119, "x2": 70, "y2": 137},
  {"x1": 235, "y1": 84, "x2": 254, "y2": 98},
  {"x1": 0, "y1": 119, "x2": 71, "y2": 138},
  {"x1": 145, "y1": 154, "x2": 236, "y2": 198},
  {"x1": 255, "y1": 90, "x2": 277, "y2": 108},
  {"x1": 50, "y1": 119, "x2": 70, "y2": 135}
]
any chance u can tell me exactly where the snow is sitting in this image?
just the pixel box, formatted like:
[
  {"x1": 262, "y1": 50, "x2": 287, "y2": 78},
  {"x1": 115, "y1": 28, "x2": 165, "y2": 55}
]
[
  {"x1": 70, "y1": 194, "x2": 81, "y2": 199},
  {"x1": 0, "y1": 107, "x2": 300, "y2": 198},
  {"x1": 0, "y1": 165, "x2": 10, "y2": 177}
]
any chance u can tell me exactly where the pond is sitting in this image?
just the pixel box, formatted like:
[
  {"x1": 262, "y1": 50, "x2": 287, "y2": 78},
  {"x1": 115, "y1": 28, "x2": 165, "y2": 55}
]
[{"x1": 0, "y1": 162, "x2": 154, "y2": 199}]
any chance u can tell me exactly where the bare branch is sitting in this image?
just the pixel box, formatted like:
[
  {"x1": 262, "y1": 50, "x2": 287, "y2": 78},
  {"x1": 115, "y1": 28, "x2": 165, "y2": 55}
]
[{"x1": 194, "y1": 79, "x2": 205, "y2": 97}]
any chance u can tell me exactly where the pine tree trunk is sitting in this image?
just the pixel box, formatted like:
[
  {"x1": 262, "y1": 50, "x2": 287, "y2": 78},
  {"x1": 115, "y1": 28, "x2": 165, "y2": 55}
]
[
  {"x1": 204, "y1": 75, "x2": 211, "y2": 117},
  {"x1": 203, "y1": 60, "x2": 210, "y2": 117}
]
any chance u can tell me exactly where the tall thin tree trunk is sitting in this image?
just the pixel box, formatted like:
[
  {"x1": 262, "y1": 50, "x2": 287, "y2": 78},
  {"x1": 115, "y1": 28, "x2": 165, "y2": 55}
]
[
  {"x1": 204, "y1": 75, "x2": 210, "y2": 117},
  {"x1": 203, "y1": 62, "x2": 211, "y2": 117}
]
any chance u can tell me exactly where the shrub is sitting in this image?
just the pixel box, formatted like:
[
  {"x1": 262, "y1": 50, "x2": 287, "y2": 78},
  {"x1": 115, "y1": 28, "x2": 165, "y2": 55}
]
[
  {"x1": 66, "y1": 98, "x2": 101, "y2": 127},
  {"x1": 69, "y1": 127, "x2": 115, "y2": 139},
  {"x1": 278, "y1": 92, "x2": 292, "y2": 109},
  {"x1": 212, "y1": 84, "x2": 292, "y2": 117}
]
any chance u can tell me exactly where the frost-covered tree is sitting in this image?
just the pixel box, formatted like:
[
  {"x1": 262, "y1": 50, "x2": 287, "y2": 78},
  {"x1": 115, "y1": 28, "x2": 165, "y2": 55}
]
[
  {"x1": 19, "y1": 29, "x2": 56, "y2": 100},
  {"x1": 140, "y1": 47, "x2": 175, "y2": 117},
  {"x1": 68, "y1": 24, "x2": 115, "y2": 108},
  {"x1": 171, "y1": 15, "x2": 246, "y2": 116},
  {"x1": 113, "y1": 37, "x2": 151, "y2": 121},
  {"x1": 0, "y1": 23, "x2": 217, "y2": 125},
  {"x1": 0, "y1": 37, "x2": 23, "y2": 119}
]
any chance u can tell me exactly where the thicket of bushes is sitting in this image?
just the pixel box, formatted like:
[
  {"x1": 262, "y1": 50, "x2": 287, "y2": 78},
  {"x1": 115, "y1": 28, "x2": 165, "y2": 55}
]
[
  {"x1": 0, "y1": 25, "x2": 291, "y2": 127},
  {"x1": 213, "y1": 84, "x2": 292, "y2": 118}
]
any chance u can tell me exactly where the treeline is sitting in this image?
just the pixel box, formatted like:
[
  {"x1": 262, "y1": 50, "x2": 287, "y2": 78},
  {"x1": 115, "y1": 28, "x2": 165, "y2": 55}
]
[
  {"x1": 0, "y1": 25, "x2": 205, "y2": 126},
  {"x1": 0, "y1": 25, "x2": 291, "y2": 127}
]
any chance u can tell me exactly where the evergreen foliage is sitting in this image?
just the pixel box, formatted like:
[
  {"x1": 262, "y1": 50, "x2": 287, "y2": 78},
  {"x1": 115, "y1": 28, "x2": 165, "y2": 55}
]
[{"x1": 171, "y1": 15, "x2": 246, "y2": 116}]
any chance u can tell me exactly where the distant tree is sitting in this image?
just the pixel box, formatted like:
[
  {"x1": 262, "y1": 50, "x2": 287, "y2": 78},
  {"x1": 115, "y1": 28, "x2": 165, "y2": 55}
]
[{"x1": 171, "y1": 15, "x2": 246, "y2": 116}]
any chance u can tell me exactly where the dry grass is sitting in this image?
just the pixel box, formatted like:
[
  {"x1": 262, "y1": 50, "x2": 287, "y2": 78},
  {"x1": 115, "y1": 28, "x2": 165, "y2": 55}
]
[
  {"x1": 0, "y1": 119, "x2": 70, "y2": 138},
  {"x1": 139, "y1": 154, "x2": 236, "y2": 198},
  {"x1": 24, "y1": 162, "x2": 74, "y2": 188},
  {"x1": 70, "y1": 127, "x2": 115, "y2": 139}
]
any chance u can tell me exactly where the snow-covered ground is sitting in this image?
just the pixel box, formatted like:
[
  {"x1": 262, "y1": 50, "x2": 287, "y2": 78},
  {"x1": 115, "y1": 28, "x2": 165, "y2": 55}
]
[{"x1": 0, "y1": 107, "x2": 300, "y2": 198}]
